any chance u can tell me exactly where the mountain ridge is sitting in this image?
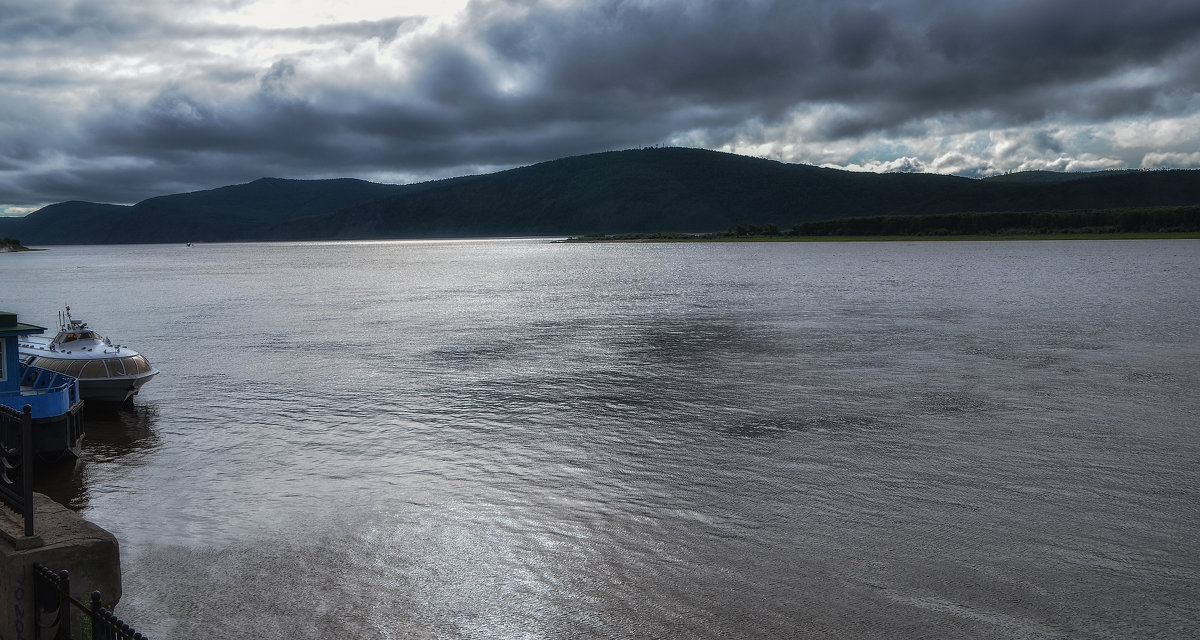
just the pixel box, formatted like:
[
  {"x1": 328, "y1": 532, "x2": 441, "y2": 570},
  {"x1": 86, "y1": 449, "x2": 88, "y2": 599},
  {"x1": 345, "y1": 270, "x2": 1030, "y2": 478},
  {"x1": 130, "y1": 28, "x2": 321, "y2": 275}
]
[{"x1": 3, "y1": 147, "x2": 1198, "y2": 244}]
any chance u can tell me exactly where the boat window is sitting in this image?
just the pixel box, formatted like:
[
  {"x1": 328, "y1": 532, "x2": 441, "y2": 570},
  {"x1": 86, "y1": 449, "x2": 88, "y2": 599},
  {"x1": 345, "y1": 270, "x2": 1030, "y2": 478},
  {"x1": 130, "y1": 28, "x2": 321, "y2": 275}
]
[
  {"x1": 81, "y1": 360, "x2": 108, "y2": 378},
  {"x1": 131, "y1": 355, "x2": 151, "y2": 373},
  {"x1": 56, "y1": 360, "x2": 73, "y2": 374},
  {"x1": 107, "y1": 358, "x2": 126, "y2": 376},
  {"x1": 61, "y1": 333, "x2": 79, "y2": 343},
  {"x1": 36, "y1": 357, "x2": 68, "y2": 373}
]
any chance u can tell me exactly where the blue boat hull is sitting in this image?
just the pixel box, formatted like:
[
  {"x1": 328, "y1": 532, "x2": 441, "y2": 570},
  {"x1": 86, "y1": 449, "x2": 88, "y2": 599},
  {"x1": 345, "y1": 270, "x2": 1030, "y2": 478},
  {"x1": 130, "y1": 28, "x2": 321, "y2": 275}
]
[{"x1": 0, "y1": 363, "x2": 86, "y2": 462}]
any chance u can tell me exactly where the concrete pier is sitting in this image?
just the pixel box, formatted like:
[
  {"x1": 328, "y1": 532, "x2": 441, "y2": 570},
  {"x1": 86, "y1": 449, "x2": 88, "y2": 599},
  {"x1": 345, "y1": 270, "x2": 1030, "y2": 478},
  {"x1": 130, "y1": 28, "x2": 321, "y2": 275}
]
[{"x1": 0, "y1": 493, "x2": 121, "y2": 640}]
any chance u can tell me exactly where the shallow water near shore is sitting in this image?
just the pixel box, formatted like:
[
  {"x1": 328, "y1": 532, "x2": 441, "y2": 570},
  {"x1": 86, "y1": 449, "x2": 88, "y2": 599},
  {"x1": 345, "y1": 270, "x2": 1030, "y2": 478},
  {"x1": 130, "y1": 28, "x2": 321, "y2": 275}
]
[{"x1": 5, "y1": 238, "x2": 1199, "y2": 638}]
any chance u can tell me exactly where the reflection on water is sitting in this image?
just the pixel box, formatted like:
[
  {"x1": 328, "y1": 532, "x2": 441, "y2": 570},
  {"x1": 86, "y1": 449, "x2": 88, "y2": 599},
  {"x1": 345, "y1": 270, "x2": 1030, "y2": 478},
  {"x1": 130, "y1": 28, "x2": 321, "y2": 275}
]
[
  {"x1": 34, "y1": 403, "x2": 161, "y2": 511},
  {"x1": 31, "y1": 461, "x2": 87, "y2": 511},
  {"x1": 80, "y1": 404, "x2": 162, "y2": 463}
]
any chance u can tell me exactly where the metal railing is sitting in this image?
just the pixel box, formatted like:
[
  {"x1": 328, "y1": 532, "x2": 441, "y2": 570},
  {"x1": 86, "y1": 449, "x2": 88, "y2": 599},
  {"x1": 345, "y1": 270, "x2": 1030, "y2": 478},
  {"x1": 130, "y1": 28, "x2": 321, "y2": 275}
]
[
  {"x1": 33, "y1": 565, "x2": 149, "y2": 640},
  {"x1": 16, "y1": 363, "x2": 81, "y2": 403},
  {"x1": 0, "y1": 403, "x2": 34, "y2": 537}
]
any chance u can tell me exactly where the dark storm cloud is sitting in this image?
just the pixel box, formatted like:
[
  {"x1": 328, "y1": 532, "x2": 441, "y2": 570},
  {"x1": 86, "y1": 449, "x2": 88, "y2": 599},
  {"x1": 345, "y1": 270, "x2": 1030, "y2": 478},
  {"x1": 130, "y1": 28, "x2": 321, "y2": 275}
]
[
  {"x1": 3, "y1": 0, "x2": 1200, "y2": 210},
  {"x1": 468, "y1": 0, "x2": 1200, "y2": 133}
]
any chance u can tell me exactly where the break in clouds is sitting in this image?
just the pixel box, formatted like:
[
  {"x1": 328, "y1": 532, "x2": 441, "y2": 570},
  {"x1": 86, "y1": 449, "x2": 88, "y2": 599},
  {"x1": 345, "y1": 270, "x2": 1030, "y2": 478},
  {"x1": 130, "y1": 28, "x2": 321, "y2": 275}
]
[{"x1": 2, "y1": 0, "x2": 1200, "y2": 212}]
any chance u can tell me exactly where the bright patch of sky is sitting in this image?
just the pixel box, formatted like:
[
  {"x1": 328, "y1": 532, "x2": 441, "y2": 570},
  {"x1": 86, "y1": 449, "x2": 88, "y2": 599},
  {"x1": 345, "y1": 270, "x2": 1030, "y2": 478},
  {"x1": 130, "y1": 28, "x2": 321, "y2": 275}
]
[{"x1": 202, "y1": 0, "x2": 469, "y2": 28}]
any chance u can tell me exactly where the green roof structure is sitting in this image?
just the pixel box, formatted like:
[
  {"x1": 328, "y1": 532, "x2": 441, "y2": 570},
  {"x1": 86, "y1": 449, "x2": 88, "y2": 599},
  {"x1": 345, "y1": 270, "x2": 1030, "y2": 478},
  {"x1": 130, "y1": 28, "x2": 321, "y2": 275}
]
[{"x1": 0, "y1": 311, "x2": 45, "y2": 336}]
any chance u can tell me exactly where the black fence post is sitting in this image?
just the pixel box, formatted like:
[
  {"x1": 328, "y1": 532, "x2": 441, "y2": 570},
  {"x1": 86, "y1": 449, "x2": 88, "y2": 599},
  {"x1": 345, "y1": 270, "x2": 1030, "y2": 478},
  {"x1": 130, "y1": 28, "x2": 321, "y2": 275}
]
[
  {"x1": 33, "y1": 564, "x2": 72, "y2": 640},
  {"x1": 22, "y1": 404, "x2": 33, "y2": 537},
  {"x1": 35, "y1": 564, "x2": 149, "y2": 639},
  {"x1": 91, "y1": 591, "x2": 103, "y2": 640},
  {"x1": 55, "y1": 570, "x2": 71, "y2": 640}
]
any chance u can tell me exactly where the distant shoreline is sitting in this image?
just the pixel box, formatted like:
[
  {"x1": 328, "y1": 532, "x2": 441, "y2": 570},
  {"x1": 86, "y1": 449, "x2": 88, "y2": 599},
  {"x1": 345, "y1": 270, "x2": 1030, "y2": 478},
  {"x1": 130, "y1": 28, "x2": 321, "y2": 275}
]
[
  {"x1": 563, "y1": 232, "x2": 1200, "y2": 243},
  {"x1": 566, "y1": 205, "x2": 1200, "y2": 243}
]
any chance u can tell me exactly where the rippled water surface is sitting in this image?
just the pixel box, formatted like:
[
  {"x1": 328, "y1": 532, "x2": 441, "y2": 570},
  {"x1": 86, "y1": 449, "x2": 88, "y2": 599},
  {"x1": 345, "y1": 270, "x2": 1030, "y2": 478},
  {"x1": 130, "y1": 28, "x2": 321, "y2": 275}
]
[{"x1": 4, "y1": 239, "x2": 1198, "y2": 638}]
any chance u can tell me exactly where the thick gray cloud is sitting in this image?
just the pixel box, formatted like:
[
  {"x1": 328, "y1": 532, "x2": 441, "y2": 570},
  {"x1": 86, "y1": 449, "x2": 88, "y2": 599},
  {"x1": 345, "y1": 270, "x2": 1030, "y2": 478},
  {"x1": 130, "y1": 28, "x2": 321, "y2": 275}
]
[{"x1": 2, "y1": 0, "x2": 1200, "y2": 212}]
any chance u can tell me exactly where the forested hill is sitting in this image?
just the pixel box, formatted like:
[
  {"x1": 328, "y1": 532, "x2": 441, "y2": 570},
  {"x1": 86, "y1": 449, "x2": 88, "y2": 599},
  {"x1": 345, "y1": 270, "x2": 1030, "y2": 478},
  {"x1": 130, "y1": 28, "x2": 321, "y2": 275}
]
[
  {"x1": 4, "y1": 147, "x2": 1200, "y2": 244},
  {"x1": 0, "y1": 177, "x2": 416, "y2": 245},
  {"x1": 273, "y1": 149, "x2": 1200, "y2": 239}
]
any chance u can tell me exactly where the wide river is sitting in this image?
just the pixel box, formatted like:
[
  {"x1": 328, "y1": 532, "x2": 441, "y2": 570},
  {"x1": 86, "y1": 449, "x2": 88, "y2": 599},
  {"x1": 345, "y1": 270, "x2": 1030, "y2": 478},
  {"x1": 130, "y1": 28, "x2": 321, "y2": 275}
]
[{"x1": 3, "y1": 239, "x2": 1198, "y2": 638}]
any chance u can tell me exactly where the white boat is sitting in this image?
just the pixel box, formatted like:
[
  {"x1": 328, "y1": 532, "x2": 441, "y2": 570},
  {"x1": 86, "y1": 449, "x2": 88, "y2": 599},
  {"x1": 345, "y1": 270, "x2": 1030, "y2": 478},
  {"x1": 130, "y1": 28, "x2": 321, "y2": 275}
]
[{"x1": 18, "y1": 307, "x2": 157, "y2": 406}]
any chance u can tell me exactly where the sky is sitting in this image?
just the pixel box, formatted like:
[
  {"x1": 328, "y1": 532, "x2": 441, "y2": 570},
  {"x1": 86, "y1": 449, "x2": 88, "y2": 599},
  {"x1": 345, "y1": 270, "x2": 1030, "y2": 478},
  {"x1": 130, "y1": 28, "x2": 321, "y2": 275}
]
[{"x1": 2, "y1": 0, "x2": 1200, "y2": 215}]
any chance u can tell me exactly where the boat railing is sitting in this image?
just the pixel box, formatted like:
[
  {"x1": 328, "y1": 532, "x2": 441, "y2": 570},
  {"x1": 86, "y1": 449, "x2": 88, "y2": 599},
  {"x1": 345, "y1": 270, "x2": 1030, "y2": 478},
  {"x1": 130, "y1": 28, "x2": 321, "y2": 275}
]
[
  {"x1": 2, "y1": 364, "x2": 82, "y2": 418},
  {"x1": 12, "y1": 364, "x2": 79, "y2": 399}
]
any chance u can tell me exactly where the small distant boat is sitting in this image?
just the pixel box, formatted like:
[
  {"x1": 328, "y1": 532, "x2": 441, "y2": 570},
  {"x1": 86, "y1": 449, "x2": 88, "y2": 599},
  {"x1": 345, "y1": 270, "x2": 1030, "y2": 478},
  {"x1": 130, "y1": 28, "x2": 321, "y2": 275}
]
[{"x1": 18, "y1": 307, "x2": 157, "y2": 406}]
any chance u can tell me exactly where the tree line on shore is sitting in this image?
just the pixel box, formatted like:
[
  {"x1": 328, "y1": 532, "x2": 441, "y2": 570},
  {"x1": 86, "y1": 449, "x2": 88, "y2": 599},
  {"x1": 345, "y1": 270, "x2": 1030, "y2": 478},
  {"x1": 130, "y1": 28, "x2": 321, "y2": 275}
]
[
  {"x1": 774, "y1": 205, "x2": 1200, "y2": 237},
  {"x1": 568, "y1": 205, "x2": 1200, "y2": 241},
  {"x1": 0, "y1": 237, "x2": 28, "y2": 251}
]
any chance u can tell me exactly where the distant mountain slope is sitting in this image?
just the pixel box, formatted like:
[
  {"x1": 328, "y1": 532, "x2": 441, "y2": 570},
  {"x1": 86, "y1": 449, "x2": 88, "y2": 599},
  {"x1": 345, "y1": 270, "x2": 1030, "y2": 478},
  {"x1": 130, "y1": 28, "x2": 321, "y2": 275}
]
[
  {"x1": 272, "y1": 149, "x2": 943, "y2": 238},
  {"x1": 270, "y1": 148, "x2": 1000, "y2": 239},
  {"x1": 4, "y1": 201, "x2": 131, "y2": 245},
  {"x1": 3, "y1": 147, "x2": 1200, "y2": 244},
  {"x1": 0, "y1": 177, "x2": 412, "y2": 244},
  {"x1": 272, "y1": 148, "x2": 1200, "y2": 239}
]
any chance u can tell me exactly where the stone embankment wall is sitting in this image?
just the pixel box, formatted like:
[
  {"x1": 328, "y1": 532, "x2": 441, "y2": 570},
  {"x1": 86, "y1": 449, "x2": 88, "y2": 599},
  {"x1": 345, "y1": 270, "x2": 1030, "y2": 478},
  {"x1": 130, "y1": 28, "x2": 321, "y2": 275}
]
[{"x1": 0, "y1": 493, "x2": 121, "y2": 640}]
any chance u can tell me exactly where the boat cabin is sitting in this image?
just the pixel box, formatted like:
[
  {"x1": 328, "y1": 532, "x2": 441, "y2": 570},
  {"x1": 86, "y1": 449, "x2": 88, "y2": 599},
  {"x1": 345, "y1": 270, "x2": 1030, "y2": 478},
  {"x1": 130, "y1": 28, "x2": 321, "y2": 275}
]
[
  {"x1": 0, "y1": 310, "x2": 45, "y2": 394},
  {"x1": 0, "y1": 310, "x2": 85, "y2": 460},
  {"x1": 57, "y1": 329, "x2": 102, "y2": 344}
]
